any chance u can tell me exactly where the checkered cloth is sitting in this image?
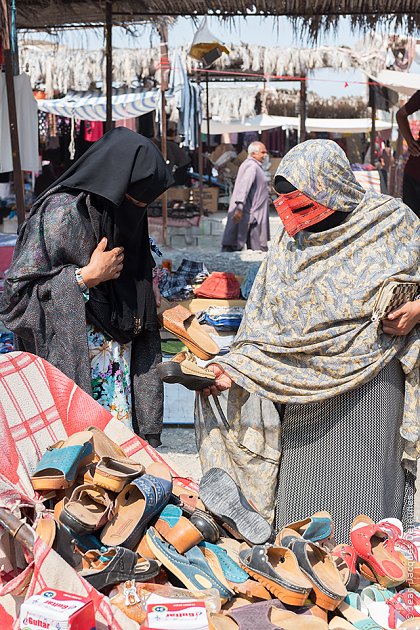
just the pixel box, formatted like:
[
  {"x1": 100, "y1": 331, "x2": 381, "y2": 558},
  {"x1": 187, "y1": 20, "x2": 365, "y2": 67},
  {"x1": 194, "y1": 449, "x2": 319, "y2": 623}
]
[
  {"x1": 0, "y1": 351, "x2": 197, "y2": 628},
  {"x1": 160, "y1": 259, "x2": 209, "y2": 300}
]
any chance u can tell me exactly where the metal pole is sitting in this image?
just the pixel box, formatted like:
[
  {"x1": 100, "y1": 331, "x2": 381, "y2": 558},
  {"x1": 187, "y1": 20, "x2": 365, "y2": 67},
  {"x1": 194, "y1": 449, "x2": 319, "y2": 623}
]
[
  {"x1": 1, "y1": 0, "x2": 25, "y2": 227},
  {"x1": 370, "y1": 95, "x2": 376, "y2": 166},
  {"x1": 159, "y1": 20, "x2": 169, "y2": 245},
  {"x1": 299, "y1": 76, "x2": 307, "y2": 143},
  {"x1": 105, "y1": 0, "x2": 113, "y2": 133}
]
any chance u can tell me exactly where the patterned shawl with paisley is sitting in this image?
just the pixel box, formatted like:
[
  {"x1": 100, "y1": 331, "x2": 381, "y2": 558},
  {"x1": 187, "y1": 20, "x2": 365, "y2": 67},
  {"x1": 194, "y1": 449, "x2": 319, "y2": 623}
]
[{"x1": 218, "y1": 140, "x2": 420, "y2": 470}]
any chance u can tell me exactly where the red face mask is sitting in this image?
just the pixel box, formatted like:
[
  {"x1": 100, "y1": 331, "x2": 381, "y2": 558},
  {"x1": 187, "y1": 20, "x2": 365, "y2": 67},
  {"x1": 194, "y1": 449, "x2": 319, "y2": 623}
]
[{"x1": 274, "y1": 190, "x2": 335, "y2": 237}]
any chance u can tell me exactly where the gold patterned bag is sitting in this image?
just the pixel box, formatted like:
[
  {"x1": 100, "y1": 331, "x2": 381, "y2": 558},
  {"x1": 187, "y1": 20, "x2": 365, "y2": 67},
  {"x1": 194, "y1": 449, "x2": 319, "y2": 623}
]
[{"x1": 372, "y1": 278, "x2": 419, "y2": 322}]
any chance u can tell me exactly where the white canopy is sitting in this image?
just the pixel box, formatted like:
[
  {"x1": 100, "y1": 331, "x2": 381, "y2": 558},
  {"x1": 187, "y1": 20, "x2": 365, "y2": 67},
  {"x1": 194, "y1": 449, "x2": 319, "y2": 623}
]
[
  {"x1": 374, "y1": 70, "x2": 420, "y2": 97},
  {"x1": 37, "y1": 90, "x2": 160, "y2": 121},
  {"x1": 203, "y1": 114, "x2": 392, "y2": 135}
]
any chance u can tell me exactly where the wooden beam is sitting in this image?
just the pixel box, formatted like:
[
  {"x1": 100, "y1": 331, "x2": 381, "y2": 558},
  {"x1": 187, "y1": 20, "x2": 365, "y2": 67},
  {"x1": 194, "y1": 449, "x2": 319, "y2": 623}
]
[
  {"x1": 299, "y1": 76, "x2": 307, "y2": 143},
  {"x1": 158, "y1": 20, "x2": 169, "y2": 245},
  {"x1": 1, "y1": 0, "x2": 25, "y2": 227},
  {"x1": 105, "y1": 0, "x2": 113, "y2": 133},
  {"x1": 370, "y1": 96, "x2": 376, "y2": 166}
]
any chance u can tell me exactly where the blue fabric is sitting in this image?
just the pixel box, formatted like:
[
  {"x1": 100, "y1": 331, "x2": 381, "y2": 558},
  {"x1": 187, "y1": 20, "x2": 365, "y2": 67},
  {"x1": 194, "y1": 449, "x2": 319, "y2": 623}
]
[{"x1": 240, "y1": 264, "x2": 261, "y2": 299}]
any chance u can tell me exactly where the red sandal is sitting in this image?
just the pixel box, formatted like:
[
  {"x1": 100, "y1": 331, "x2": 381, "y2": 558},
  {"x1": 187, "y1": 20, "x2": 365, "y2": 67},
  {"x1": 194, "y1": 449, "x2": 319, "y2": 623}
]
[
  {"x1": 350, "y1": 515, "x2": 407, "y2": 588},
  {"x1": 331, "y1": 544, "x2": 359, "y2": 592}
]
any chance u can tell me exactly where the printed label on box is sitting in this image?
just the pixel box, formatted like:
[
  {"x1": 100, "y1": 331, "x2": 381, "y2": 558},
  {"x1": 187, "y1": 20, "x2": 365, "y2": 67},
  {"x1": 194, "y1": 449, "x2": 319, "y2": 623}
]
[{"x1": 146, "y1": 600, "x2": 209, "y2": 629}]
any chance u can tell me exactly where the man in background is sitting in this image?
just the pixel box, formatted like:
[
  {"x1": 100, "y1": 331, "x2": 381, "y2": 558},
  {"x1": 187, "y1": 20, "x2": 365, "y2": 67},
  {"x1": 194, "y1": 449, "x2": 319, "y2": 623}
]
[
  {"x1": 396, "y1": 91, "x2": 420, "y2": 217},
  {"x1": 222, "y1": 141, "x2": 270, "y2": 252}
]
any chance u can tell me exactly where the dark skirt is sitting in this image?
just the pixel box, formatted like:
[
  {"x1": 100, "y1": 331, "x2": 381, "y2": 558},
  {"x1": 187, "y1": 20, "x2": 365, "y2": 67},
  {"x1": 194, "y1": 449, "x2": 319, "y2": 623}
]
[{"x1": 275, "y1": 359, "x2": 414, "y2": 544}]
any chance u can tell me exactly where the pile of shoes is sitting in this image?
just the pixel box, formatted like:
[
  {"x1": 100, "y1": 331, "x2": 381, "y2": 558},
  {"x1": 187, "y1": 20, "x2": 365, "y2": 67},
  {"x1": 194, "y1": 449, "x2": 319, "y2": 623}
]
[{"x1": 29, "y1": 431, "x2": 420, "y2": 628}]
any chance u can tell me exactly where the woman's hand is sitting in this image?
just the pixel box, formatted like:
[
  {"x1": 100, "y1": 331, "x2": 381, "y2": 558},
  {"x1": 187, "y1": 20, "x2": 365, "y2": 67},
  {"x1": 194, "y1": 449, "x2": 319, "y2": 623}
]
[
  {"x1": 80, "y1": 237, "x2": 124, "y2": 288},
  {"x1": 382, "y1": 300, "x2": 420, "y2": 336},
  {"x1": 201, "y1": 363, "x2": 233, "y2": 397}
]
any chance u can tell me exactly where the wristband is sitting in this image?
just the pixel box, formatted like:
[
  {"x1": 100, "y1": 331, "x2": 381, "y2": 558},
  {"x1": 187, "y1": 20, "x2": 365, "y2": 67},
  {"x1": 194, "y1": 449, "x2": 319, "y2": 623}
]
[{"x1": 75, "y1": 268, "x2": 88, "y2": 292}]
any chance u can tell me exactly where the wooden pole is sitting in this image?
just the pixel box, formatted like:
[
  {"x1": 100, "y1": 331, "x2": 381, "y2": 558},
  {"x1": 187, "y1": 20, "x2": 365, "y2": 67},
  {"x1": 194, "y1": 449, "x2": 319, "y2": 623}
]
[
  {"x1": 299, "y1": 76, "x2": 307, "y2": 143},
  {"x1": 105, "y1": 0, "x2": 113, "y2": 133},
  {"x1": 1, "y1": 0, "x2": 25, "y2": 227},
  {"x1": 159, "y1": 20, "x2": 169, "y2": 245},
  {"x1": 370, "y1": 91, "x2": 376, "y2": 166}
]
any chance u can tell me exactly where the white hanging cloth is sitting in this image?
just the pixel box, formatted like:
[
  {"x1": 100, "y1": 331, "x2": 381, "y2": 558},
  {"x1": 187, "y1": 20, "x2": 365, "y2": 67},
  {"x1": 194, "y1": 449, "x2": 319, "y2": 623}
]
[{"x1": 0, "y1": 73, "x2": 39, "y2": 173}]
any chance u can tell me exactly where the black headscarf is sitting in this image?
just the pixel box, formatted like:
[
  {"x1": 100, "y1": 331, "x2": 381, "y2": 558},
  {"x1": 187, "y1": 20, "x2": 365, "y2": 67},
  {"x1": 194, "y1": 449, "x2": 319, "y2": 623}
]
[{"x1": 50, "y1": 127, "x2": 174, "y2": 343}]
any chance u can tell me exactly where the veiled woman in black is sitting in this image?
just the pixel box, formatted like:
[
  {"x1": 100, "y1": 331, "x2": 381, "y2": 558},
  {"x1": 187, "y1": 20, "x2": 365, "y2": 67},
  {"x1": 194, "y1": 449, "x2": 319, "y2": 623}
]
[{"x1": 0, "y1": 128, "x2": 173, "y2": 447}]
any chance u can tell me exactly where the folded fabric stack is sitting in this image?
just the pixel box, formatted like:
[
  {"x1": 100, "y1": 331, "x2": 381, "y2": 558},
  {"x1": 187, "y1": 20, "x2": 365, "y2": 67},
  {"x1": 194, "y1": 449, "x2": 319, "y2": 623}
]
[
  {"x1": 160, "y1": 258, "x2": 209, "y2": 301},
  {"x1": 204, "y1": 306, "x2": 244, "y2": 331},
  {"x1": 194, "y1": 272, "x2": 241, "y2": 299}
]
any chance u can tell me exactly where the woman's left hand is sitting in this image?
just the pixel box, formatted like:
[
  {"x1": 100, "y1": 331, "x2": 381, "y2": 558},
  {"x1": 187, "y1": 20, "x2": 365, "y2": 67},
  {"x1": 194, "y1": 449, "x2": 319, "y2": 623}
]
[
  {"x1": 153, "y1": 282, "x2": 161, "y2": 308},
  {"x1": 382, "y1": 301, "x2": 420, "y2": 336}
]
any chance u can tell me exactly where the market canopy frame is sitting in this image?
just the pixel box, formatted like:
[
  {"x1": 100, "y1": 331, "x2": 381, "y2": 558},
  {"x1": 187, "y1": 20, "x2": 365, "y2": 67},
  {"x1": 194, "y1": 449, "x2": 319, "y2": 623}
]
[{"x1": 16, "y1": 0, "x2": 420, "y2": 33}]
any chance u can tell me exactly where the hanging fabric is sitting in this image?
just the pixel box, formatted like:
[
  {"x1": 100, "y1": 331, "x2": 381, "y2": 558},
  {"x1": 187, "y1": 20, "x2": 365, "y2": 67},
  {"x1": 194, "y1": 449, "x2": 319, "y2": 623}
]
[{"x1": 0, "y1": 73, "x2": 38, "y2": 173}]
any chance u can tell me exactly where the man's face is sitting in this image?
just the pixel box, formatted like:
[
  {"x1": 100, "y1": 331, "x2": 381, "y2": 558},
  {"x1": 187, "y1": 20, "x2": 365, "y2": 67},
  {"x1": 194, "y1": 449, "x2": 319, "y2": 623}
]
[{"x1": 253, "y1": 144, "x2": 268, "y2": 163}]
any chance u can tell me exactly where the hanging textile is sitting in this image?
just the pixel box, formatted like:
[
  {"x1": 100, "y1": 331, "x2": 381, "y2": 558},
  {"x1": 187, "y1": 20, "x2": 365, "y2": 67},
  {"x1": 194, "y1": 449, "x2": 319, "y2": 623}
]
[
  {"x1": 0, "y1": 73, "x2": 39, "y2": 173},
  {"x1": 168, "y1": 52, "x2": 201, "y2": 150}
]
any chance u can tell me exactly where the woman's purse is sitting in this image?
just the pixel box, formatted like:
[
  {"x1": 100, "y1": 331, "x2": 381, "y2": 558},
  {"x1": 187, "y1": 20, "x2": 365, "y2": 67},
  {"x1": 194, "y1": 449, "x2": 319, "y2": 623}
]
[{"x1": 371, "y1": 278, "x2": 419, "y2": 322}]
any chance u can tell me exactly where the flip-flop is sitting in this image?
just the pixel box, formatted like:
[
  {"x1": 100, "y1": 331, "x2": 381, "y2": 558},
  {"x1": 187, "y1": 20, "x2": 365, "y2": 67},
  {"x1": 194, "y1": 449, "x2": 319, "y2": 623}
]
[
  {"x1": 31, "y1": 430, "x2": 93, "y2": 491},
  {"x1": 199, "y1": 468, "x2": 272, "y2": 545},
  {"x1": 162, "y1": 305, "x2": 220, "y2": 360},
  {"x1": 145, "y1": 527, "x2": 234, "y2": 602},
  {"x1": 100, "y1": 463, "x2": 172, "y2": 549}
]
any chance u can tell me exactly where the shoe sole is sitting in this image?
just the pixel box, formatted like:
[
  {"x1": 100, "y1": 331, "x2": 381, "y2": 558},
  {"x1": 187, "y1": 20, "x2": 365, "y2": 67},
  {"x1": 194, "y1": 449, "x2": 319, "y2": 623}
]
[
  {"x1": 157, "y1": 362, "x2": 215, "y2": 391},
  {"x1": 239, "y1": 564, "x2": 309, "y2": 606},
  {"x1": 199, "y1": 468, "x2": 272, "y2": 545}
]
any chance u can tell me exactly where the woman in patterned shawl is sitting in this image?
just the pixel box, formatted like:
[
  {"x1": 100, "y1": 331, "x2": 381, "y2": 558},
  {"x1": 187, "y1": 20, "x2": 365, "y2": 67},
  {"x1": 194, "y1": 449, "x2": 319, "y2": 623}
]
[
  {"x1": 201, "y1": 139, "x2": 420, "y2": 543},
  {"x1": 0, "y1": 128, "x2": 173, "y2": 447}
]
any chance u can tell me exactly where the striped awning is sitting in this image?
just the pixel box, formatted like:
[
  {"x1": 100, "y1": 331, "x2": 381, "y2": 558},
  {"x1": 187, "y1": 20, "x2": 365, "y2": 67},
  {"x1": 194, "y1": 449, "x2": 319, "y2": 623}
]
[{"x1": 37, "y1": 90, "x2": 160, "y2": 121}]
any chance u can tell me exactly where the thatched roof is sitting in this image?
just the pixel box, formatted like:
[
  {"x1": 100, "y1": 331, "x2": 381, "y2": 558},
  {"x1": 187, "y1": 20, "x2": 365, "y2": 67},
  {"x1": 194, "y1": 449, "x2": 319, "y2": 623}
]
[
  {"x1": 20, "y1": 37, "x2": 391, "y2": 96},
  {"x1": 16, "y1": 0, "x2": 420, "y2": 33}
]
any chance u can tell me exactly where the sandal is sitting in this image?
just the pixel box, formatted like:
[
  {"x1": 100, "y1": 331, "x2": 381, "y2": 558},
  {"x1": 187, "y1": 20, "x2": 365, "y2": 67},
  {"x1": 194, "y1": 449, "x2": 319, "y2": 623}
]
[
  {"x1": 31, "y1": 430, "x2": 93, "y2": 491},
  {"x1": 199, "y1": 541, "x2": 271, "y2": 600},
  {"x1": 155, "y1": 504, "x2": 204, "y2": 554},
  {"x1": 337, "y1": 594, "x2": 384, "y2": 629},
  {"x1": 331, "y1": 544, "x2": 360, "y2": 592},
  {"x1": 100, "y1": 463, "x2": 172, "y2": 549},
  {"x1": 350, "y1": 515, "x2": 407, "y2": 588},
  {"x1": 80, "y1": 546, "x2": 160, "y2": 591},
  {"x1": 367, "y1": 589, "x2": 420, "y2": 630},
  {"x1": 210, "y1": 599, "x2": 328, "y2": 630},
  {"x1": 157, "y1": 351, "x2": 216, "y2": 390},
  {"x1": 280, "y1": 529, "x2": 347, "y2": 611},
  {"x1": 199, "y1": 468, "x2": 272, "y2": 545},
  {"x1": 92, "y1": 457, "x2": 144, "y2": 493},
  {"x1": 145, "y1": 527, "x2": 234, "y2": 602},
  {"x1": 238, "y1": 544, "x2": 312, "y2": 606},
  {"x1": 59, "y1": 484, "x2": 114, "y2": 534},
  {"x1": 162, "y1": 305, "x2": 220, "y2": 360},
  {"x1": 277, "y1": 512, "x2": 334, "y2": 546}
]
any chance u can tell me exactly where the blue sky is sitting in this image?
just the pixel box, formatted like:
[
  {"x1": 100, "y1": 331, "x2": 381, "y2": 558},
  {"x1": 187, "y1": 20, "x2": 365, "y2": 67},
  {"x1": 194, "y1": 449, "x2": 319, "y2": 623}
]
[{"x1": 28, "y1": 16, "x2": 419, "y2": 99}]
